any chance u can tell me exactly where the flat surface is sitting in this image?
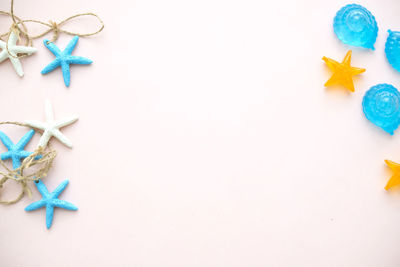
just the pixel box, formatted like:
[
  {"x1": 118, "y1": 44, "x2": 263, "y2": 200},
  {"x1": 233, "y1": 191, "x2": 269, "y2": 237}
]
[{"x1": 1, "y1": 0, "x2": 400, "y2": 266}]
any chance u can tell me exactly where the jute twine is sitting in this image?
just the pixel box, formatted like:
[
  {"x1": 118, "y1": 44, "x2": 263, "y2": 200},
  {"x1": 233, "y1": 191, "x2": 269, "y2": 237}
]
[
  {"x1": 0, "y1": 0, "x2": 104, "y2": 59},
  {"x1": 0, "y1": 122, "x2": 57, "y2": 205}
]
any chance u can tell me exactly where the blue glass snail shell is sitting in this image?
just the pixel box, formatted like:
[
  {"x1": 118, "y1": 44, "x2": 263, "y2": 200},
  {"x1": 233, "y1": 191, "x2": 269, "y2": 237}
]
[
  {"x1": 362, "y1": 84, "x2": 400, "y2": 135},
  {"x1": 385, "y1": 30, "x2": 400, "y2": 72},
  {"x1": 333, "y1": 4, "x2": 378, "y2": 50}
]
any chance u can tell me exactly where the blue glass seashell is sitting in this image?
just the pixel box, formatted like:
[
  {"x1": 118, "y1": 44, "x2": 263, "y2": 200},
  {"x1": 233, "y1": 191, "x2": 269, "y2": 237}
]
[
  {"x1": 333, "y1": 4, "x2": 378, "y2": 50},
  {"x1": 385, "y1": 30, "x2": 400, "y2": 72},
  {"x1": 362, "y1": 84, "x2": 400, "y2": 135}
]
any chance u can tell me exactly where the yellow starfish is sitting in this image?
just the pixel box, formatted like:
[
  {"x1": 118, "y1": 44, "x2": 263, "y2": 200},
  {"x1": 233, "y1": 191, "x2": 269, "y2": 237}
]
[
  {"x1": 322, "y1": 50, "x2": 366, "y2": 92},
  {"x1": 384, "y1": 160, "x2": 400, "y2": 190}
]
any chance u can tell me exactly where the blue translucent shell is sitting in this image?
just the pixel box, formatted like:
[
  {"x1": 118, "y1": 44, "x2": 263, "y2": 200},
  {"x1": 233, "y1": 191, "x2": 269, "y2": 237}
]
[
  {"x1": 385, "y1": 30, "x2": 400, "y2": 72},
  {"x1": 362, "y1": 84, "x2": 400, "y2": 135},
  {"x1": 333, "y1": 4, "x2": 378, "y2": 49}
]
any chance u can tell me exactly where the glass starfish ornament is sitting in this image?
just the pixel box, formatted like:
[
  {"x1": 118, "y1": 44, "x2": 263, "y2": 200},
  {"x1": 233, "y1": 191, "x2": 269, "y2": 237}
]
[{"x1": 322, "y1": 50, "x2": 366, "y2": 92}]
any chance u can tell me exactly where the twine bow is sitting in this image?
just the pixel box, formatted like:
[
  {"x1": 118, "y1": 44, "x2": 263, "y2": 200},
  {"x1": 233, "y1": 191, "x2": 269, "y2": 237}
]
[
  {"x1": 12, "y1": 13, "x2": 105, "y2": 43},
  {"x1": 0, "y1": 0, "x2": 104, "y2": 58}
]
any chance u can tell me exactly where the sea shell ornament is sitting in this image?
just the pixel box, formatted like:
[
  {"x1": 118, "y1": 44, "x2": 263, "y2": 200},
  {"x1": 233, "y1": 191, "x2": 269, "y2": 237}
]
[
  {"x1": 362, "y1": 84, "x2": 400, "y2": 135},
  {"x1": 385, "y1": 30, "x2": 400, "y2": 72},
  {"x1": 333, "y1": 4, "x2": 378, "y2": 50}
]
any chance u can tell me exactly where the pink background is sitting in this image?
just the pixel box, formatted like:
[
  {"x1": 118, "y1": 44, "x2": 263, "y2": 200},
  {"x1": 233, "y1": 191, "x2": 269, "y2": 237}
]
[{"x1": 2, "y1": 0, "x2": 400, "y2": 266}]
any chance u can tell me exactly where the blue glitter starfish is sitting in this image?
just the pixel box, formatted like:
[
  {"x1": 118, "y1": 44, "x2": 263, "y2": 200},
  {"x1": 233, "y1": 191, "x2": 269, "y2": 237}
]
[
  {"x1": 41, "y1": 36, "x2": 92, "y2": 87},
  {"x1": 0, "y1": 130, "x2": 38, "y2": 169},
  {"x1": 25, "y1": 179, "x2": 78, "y2": 229}
]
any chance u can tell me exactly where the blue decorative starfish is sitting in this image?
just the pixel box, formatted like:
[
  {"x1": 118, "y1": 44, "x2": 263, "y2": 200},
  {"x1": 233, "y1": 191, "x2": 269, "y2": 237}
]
[
  {"x1": 25, "y1": 179, "x2": 78, "y2": 229},
  {"x1": 41, "y1": 36, "x2": 92, "y2": 87},
  {"x1": 0, "y1": 130, "x2": 38, "y2": 169}
]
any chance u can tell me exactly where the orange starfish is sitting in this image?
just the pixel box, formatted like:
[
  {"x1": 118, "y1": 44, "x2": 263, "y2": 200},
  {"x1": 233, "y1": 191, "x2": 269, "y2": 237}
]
[
  {"x1": 322, "y1": 50, "x2": 366, "y2": 92},
  {"x1": 384, "y1": 160, "x2": 400, "y2": 190}
]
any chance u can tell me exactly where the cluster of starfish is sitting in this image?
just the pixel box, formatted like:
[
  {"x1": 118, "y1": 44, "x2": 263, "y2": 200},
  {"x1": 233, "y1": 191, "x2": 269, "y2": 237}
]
[
  {"x1": 0, "y1": 99, "x2": 79, "y2": 228},
  {"x1": 0, "y1": 32, "x2": 91, "y2": 87}
]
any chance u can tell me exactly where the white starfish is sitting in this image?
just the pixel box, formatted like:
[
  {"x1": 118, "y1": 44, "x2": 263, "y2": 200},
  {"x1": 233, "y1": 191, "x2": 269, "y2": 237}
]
[
  {"x1": 25, "y1": 99, "x2": 79, "y2": 148},
  {"x1": 0, "y1": 31, "x2": 37, "y2": 77}
]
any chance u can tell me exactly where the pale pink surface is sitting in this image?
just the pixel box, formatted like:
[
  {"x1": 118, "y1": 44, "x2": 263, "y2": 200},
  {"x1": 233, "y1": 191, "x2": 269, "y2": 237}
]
[{"x1": 1, "y1": 0, "x2": 400, "y2": 266}]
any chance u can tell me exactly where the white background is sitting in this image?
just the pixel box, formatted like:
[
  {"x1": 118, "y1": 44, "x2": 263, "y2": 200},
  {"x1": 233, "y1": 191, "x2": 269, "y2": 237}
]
[{"x1": 1, "y1": 0, "x2": 400, "y2": 266}]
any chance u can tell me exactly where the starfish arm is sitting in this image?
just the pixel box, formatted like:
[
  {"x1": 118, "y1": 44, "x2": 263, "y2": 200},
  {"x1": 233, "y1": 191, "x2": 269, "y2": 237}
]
[
  {"x1": 322, "y1": 57, "x2": 340, "y2": 72},
  {"x1": 46, "y1": 204, "x2": 55, "y2": 229},
  {"x1": 0, "y1": 131, "x2": 14, "y2": 150},
  {"x1": 45, "y1": 99, "x2": 54, "y2": 122},
  {"x1": 11, "y1": 45, "x2": 37, "y2": 55},
  {"x1": 384, "y1": 160, "x2": 400, "y2": 190},
  {"x1": 60, "y1": 61, "x2": 71, "y2": 87},
  {"x1": 342, "y1": 50, "x2": 352, "y2": 66},
  {"x1": 41, "y1": 58, "x2": 61, "y2": 74},
  {"x1": 351, "y1": 67, "x2": 366, "y2": 75},
  {"x1": 19, "y1": 151, "x2": 41, "y2": 161},
  {"x1": 19, "y1": 150, "x2": 31, "y2": 157},
  {"x1": 9, "y1": 56, "x2": 24, "y2": 77},
  {"x1": 15, "y1": 130, "x2": 35, "y2": 150},
  {"x1": 324, "y1": 74, "x2": 339, "y2": 87},
  {"x1": 0, "y1": 50, "x2": 9, "y2": 63},
  {"x1": 52, "y1": 129, "x2": 73, "y2": 148},
  {"x1": 38, "y1": 131, "x2": 53, "y2": 148},
  {"x1": 67, "y1": 56, "x2": 93, "y2": 65},
  {"x1": 64, "y1": 36, "x2": 79, "y2": 55},
  {"x1": 24, "y1": 120, "x2": 46, "y2": 131},
  {"x1": 51, "y1": 180, "x2": 69, "y2": 198},
  {"x1": 55, "y1": 116, "x2": 79, "y2": 128},
  {"x1": 43, "y1": 39, "x2": 62, "y2": 57},
  {"x1": 0, "y1": 151, "x2": 12, "y2": 160},
  {"x1": 342, "y1": 76, "x2": 355, "y2": 92},
  {"x1": 385, "y1": 175, "x2": 400, "y2": 190},
  {"x1": 53, "y1": 199, "x2": 78, "y2": 210},
  {"x1": 386, "y1": 160, "x2": 400, "y2": 171},
  {"x1": 7, "y1": 31, "x2": 18, "y2": 46},
  {"x1": 34, "y1": 179, "x2": 50, "y2": 197},
  {"x1": 11, "y1": 154, "x2": 22, "y2": 169},
  {"x1": 25, "y1": 199, "x2": 47, "y2": 211},
  {"x1": 324, "y1": 73, "x2": 355, "y2": 92}
]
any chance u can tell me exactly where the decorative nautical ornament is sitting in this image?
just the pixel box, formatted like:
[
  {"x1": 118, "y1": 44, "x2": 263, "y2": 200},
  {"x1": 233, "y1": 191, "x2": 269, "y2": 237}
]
[
  {"x1": 333, "y1": 4, "x2": 378, "y2": 49},
  {"x1": 25, "y1": 99, "x2": 79, "y2": 148},
  {"x1": 0, "y1": 31, "x2": 37, "y2": 76},
  {"x1": 385, "y1": 30, "x2": 400, "y2": 72},
  {"x1": 41, "y1": 36, "x2": 92, "y2": 87},
  {"x1": 322, "y1": 50, "x2": 365, "y2": 92},
  {"x1": 25, "y1": 179, "x2": 78, "y2": 229},
  {"x1": 362, "y1": 84, "x2": 400, "y2": 135}
]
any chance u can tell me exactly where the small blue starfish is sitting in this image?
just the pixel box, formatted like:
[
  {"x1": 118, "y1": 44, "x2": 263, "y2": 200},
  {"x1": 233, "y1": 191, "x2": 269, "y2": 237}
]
[
  {"x1": 0, "y1": 130, "x2": 38, "y2": 169},
  {"x1": 41, "y1": 36, "x2": 92, "y2": 87},
  {"x1": 25, "y1": 179, "x2": 78, "y2": 229}
]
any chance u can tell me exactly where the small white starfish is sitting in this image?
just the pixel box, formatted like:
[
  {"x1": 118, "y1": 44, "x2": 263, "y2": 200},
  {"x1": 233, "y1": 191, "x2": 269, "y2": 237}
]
[
  {"x1": 25, "y1": 99, "x2": 79, "y2": 148},
  {"x1": 0, "y1": 31, "x2": 37, "y2": 77}
]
